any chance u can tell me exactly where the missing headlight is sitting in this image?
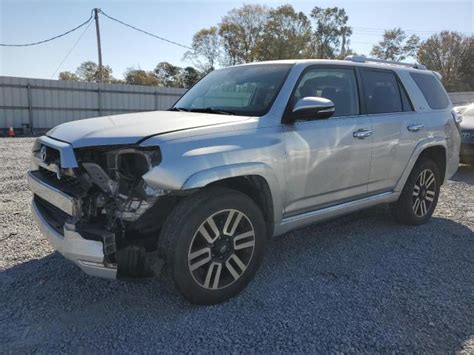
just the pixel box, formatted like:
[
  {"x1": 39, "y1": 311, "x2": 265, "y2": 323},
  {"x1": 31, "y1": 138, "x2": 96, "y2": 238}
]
[{"x1": 117, "y1": 151, "x2": 150, "y2": 182}]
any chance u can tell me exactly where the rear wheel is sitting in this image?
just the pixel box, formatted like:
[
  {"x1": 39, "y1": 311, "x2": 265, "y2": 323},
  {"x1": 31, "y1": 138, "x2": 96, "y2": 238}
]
[
  {"x1": 391, "y1": 159, "x2": 441, "y2": 225},
  {"x1": 158, "y1": 187, "x2": 266, "y2": 305}
]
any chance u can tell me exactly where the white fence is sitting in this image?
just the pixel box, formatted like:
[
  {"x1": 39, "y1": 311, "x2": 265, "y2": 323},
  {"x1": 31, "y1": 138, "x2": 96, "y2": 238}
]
[{"x1": 0, "y1": 76, "x2": 186, "y2": 133}]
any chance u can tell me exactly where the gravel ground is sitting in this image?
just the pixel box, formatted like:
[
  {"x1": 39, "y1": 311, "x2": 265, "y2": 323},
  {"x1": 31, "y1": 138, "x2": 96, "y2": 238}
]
[{"x1": 1, "y1": 138, "x2": 473, "y2": 354}]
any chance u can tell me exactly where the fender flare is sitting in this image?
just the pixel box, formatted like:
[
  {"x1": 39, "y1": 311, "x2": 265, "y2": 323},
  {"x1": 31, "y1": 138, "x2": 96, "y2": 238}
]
[
  {"x1": 394, "y1": 137, "x2": 448, "y2": 192},
  {"x1": 182, "y1": 162, "x2": 284, "y2": 223}
]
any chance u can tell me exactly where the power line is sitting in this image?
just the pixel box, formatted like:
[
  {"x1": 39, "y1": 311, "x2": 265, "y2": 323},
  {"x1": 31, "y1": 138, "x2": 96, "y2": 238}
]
[
  {"x1": 99, "y1": 9, "x2": 193, "y2": 50},
  {"x1": 0, "y1": 12, "x2": 93, "y2": 47},
  {"x1": 50, "y1": 19, "x2": 93, "y2": 79}
]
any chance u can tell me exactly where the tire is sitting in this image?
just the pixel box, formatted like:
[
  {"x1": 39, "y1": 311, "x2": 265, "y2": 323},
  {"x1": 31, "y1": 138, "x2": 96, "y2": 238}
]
[
  {"x1": 158, "y1": 187, "x2": 266, "y2": 305},
  {"x1": 391, "y1": 159, "x2": 441, "y2": 225}
]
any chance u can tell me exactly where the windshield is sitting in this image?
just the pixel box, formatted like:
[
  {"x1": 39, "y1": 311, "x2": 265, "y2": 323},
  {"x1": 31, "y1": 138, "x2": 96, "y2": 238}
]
[{"x1": 172, "y1": 64, "x2": 293, "y2": 116}]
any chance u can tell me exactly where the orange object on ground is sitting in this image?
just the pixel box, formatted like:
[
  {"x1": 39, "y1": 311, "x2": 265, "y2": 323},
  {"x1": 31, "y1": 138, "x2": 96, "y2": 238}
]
[{"x1": 7, "y1": 127, "x2": 16, "y2": 137}]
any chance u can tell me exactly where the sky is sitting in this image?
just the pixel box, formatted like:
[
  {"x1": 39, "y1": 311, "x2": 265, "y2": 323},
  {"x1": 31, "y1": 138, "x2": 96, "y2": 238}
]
[{"x1": 0, "y1": 0, "x2": 472, "y2": 80}]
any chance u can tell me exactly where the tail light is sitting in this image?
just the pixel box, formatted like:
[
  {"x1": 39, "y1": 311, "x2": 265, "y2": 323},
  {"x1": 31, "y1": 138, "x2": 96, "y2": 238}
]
[
  {"x1": 451, "y1": 111, "x2": 462, "y2": 126},
  {"x1": 452, "y1": 110, "x2": 462, "y2": 132}
]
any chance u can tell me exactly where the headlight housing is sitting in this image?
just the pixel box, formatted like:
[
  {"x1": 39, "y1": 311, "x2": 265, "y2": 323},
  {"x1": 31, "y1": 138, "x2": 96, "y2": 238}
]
[{"x1": 114, "y1": 147, "x2": 161, "y2": 183}]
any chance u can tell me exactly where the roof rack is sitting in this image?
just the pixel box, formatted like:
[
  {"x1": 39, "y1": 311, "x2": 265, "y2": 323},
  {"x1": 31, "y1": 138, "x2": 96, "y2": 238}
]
[{"x1": 344, "y1": 55, "x2": 427, "y2": 70}]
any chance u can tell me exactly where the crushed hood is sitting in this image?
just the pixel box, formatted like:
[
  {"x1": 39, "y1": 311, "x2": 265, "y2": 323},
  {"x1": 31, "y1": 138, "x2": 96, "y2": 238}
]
[{"x1": 47, "y1": 110, "x2": 250, "y2": 148}]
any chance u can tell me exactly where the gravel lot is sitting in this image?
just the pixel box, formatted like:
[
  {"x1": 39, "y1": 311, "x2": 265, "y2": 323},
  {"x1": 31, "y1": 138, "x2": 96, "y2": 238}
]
[{"x1": 1, "y1": 138, "x2": 473, "y2": 353}]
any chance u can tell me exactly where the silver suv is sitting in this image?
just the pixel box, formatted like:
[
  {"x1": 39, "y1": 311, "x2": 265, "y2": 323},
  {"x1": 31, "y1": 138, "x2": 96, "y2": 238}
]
[{"x1": 28, "y1": 57, "x2": 461, "y2": 304}]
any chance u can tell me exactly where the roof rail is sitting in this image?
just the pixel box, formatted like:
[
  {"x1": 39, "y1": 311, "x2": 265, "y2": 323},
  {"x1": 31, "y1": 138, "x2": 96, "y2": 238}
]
[{"x1": 344, "y1": 55, "x2": 427, "y2": 70}]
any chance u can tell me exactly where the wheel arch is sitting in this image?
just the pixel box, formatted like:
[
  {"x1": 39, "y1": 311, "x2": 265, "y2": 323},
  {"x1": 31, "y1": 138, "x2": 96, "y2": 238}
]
[
  {"x1": 182, "y1": 163, "x2": 283, "y2": 237},
  {"x1": 395, "y1": 138, "x2": 448, "y2": 192},
  {"x1": 416, "y1": 145, "x2": 447, "y2": 182}
]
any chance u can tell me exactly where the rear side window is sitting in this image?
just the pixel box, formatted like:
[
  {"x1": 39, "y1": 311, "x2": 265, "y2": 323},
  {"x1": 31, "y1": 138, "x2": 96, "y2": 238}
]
[
  {"x1": 410, "y1": 72, "x2": 449, "y2": 110},
  {"x1": 361, "y1": 70, "x2": 403, "y2": 114}
]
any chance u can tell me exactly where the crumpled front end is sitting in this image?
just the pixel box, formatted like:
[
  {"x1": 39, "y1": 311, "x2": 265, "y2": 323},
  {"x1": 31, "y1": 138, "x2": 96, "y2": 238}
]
[{"x1": 28, "y1": 136, "x2": 175, "y2": 279}]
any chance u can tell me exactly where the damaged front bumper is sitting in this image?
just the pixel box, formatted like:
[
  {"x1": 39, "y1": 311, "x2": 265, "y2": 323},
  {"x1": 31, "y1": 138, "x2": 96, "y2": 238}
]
[{"x1": 29, "y1": 172, "x2": 117, "y2": 279}]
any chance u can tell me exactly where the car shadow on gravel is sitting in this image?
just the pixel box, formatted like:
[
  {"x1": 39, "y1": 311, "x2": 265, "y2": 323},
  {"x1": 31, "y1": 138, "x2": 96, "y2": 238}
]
[
  {"x1": 450, "y1": 164, "x2": 474, "y2": 185},
  {"x1": 1, "y1": 206, "x2": 473, "y2": 353}
]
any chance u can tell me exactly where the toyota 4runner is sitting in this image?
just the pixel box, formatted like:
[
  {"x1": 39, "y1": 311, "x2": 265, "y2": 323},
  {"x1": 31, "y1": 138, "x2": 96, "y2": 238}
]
[{"x1": 28, "y1": 56, "x2": 461, "y2": 304}]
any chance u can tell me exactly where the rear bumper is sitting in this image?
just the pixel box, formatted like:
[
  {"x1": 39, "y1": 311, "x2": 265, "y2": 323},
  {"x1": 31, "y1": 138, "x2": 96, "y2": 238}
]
[{"x1": 28, "y1": 170, "x2": 116, "y2": 279}]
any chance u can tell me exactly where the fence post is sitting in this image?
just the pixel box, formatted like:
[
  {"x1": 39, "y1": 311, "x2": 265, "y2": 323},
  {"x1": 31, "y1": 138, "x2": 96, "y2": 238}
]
[
  {"x1": 27, "y1": 84, "x2": 34, "y2": 134},
  {"x1": 154, "y1": 90, "x2": 158, "y2": 110},
  {"x1": 97, "y1": 86, "x2": 102, "y2": 116}
]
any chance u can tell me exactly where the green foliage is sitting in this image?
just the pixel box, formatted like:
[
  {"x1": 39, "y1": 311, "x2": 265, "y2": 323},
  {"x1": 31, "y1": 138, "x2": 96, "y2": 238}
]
[
  {"x1": 154, "y1": 62, "x2": 182, "y2": 87},
  {"x1": 188, "y1": 4, "x2": 354, "y2": 64},
  {"x1": 58, "y1": 71, "x2": 80, "y2": 81},
  {"x1": 185, "y1": 27, "x2": 220, "y2": 72},
  {"x1": 76, "y1": 61, "x2": 114, "y2": 82},
  {"x1": 256, "y1": 5, "x2": 312, "y2": 60},
  {"x1": 59, "y1": 61, "x2": 202, "y2": 88},
  {"x1": 124, "y1": 69, "x2": 160, "y2": 86},
  {"x1": 418, "y1": 31, "x2": 474, "y2": 91},
  {"x1": 310, "y1": 6, "x2": 352, "y2": 59},
  {"x1": 218, "y1": 4, "x2": 269, "y2": 65},
  {"x1": 371, "y1": 28, "x2": 420, "y2": 61},
  {"x1": 178, "y1": 67, "x2": 202, "y2": 88}
]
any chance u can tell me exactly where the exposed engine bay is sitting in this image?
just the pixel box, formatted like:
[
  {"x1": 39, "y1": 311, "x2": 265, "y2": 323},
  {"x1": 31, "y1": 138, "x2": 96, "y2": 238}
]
[{"x1": 39, "y1": 145, "x2": 182, "y2": 278}]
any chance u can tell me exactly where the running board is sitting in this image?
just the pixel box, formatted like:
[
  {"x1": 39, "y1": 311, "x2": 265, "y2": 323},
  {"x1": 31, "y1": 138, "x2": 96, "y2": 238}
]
[{"x1": 274, "y1": 191, "x2": 399, "y2": 236}]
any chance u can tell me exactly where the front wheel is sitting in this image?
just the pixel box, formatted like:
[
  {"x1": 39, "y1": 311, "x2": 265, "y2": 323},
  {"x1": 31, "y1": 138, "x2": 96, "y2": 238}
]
[
  {"x1": 158, "y1": 187, "x2": 266, "y2": 305},
  {"x1": 391, "y1": 159, "x2": 441, "y2": 225}
]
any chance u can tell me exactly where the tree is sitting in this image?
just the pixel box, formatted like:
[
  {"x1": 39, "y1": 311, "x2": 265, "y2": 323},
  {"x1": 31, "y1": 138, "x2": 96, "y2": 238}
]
[
  {"x1": 417, "y1": 31, "x2": 474, "y2": 91},
  {"x1": 310, "y1": 7, "x2": 352, "y2": 59},
  {"x1": 185, "y1": 27, "x2": 220, "y2": 72},
  {"x1": 371, "y1": 28, "x2": 420, "y2": 61},
  {"x1": 75, "y1": 61, "x2": 113, "y2": 82},
  {"x1": 154, "y1": 62, "x2": 182, "y2": 87},
  {"x1": 257, "y1": 5, "x2": 313, "y2": 60},
  {"x1": 176, "y1": 67, "x2": 202, "y2": 88},
  {"x1": 58, "y1": 71, "x2": 80, "y2": 81},
  {"x1": 218, "y1": 4, "x2": 269, "y2": 65},
  {"x1": 124, "y1": 68, "x2": 160, "y2": 86}
]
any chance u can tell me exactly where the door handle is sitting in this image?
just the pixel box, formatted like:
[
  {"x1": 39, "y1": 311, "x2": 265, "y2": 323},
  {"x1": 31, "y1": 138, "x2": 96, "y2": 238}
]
[
  {"x1": 353, "y1": 129, "x2": 373, "y2": 139},
  {"x1": 407, "y1": 124, "x2": 424, "y2": 132}
]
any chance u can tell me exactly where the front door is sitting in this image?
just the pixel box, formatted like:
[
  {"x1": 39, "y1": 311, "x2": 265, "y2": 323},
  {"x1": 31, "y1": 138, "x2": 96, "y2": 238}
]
[{"x1": 283, "y1": 66, "x2": 373, "y2": 216}]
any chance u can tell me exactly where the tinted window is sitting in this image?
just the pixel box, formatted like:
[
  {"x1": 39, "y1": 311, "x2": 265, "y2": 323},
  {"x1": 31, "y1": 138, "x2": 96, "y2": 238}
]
[
  {"x1": 291, "y1": 68, "x2": 359, "y2": 117},
  {"x1": 174, "y1": 64, "x2": 292, "y2": 116},
  {"x1": 361, "y1": 70, "x2": 403, "y2": 114},
  {"x1": 410, "y1": 72, "x2": 450, "y2": 110},
  {"x1": 399, "y1": 82, "x2": 413, "y2": 112}
]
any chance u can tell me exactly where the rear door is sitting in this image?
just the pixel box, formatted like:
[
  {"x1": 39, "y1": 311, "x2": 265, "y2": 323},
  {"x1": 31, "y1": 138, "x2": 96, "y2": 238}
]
[{"x1": 359, "y1": 68, "x2": 418, "y2": 193}]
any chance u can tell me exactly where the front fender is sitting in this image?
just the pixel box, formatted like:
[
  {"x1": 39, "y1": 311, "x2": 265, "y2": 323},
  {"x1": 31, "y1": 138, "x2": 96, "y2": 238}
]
[
  {"x1": 184, "y1": 162, "x2": 283, "y2": 224},
  {"x1": 143, "y1": 162, "x2": 284, "y2": 225}
]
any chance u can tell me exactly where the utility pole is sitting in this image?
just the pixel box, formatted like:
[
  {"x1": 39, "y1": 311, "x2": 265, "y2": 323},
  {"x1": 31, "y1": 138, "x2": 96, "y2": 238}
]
[{"x1": 94, "y1": 8, "x2": 103, "y2": 83}]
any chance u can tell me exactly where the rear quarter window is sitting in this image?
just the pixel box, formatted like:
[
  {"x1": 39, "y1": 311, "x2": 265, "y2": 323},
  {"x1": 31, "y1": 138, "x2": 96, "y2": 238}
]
[{"x1": 410, "y1": 72, "x2": 450, "y2": 110}]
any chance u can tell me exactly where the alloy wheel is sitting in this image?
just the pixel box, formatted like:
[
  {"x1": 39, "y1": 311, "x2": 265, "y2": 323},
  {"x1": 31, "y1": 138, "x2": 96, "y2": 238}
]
[
  {"x1": 412, "y1": 169, "x2": 436, "y2": 217},
  {"x1": 187, "y1": 209, "x2": 255, "y2": 290}
]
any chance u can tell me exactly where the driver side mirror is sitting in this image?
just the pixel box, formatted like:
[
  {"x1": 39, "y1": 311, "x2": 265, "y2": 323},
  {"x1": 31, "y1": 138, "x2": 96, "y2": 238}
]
[{"x1": 286, "y1": 97, "x2": 335, "y2": 122}]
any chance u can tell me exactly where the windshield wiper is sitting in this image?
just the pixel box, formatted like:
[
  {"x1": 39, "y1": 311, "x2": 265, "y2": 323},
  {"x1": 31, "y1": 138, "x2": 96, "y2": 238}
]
[
  {"x1": 168, "y1": 107, "x2": 189, "y2": 112},
  {"x1": 188, "y1": 107, "x2": 235, "y2": 115}
]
